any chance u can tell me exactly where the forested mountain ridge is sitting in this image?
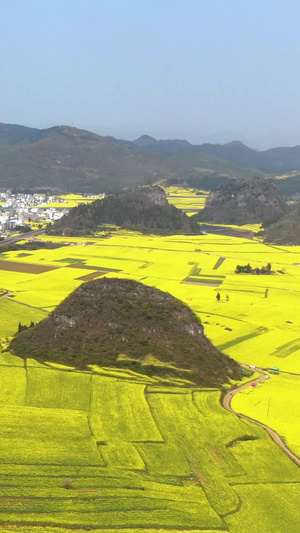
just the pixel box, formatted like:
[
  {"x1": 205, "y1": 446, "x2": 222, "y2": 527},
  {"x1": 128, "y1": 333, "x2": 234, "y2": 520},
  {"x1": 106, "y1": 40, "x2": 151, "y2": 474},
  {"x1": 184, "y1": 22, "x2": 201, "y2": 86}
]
[
  {"x1": 0, "y1": 125, "x2": 179, "y2": 192},
  {"x1": 3, "y1": 122, "x2": 300, "y2": 194},
  {"x1": 48, "y1": 186, "x2": 199, "y2": 236}
]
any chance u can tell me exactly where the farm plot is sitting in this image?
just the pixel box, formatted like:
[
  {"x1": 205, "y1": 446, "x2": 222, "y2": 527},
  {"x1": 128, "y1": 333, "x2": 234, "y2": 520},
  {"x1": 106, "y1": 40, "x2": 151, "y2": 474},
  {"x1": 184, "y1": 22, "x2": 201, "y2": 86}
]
[
  {"x1": 228, "y1": 436, "x2": 300, "y2": 484},
  {"x1": 2, "y1": 525, "x2": 223, "y2": 533},
  {"x1": 0, "y1": 298, "x2": 46, "y2": 338},
  {"x1": 25, "y1": 366, "x2": 91, "y2": 411},
  {"x1": 164, "y1": 186, "x2": 208, "y2": 215},
  {"x1": 135, "y1": 442, "x2": 191, "y2": 477},
  {"x1": 225, "y1": 483, "x2": 300, "y2": 533},
  {"x1": 0, "y1": 405, "x2": 102, "y2": 465},
  {"x1": 0, "y1": 351, "x2": 25, "y2": 366},
  {"x1": 0, "y1": 365, "x2": 26, "y2": 405},
  {"x1": 0, "y1": 260, "x2": 58, "y2": 274},
  {"x1": 90, "y1": 376, "x2": 163, "y2": 443},
  {"x1": 146, "y1": 391, "x2": 248, "y2": 515},
  {"x1": 232, "y1": 373, "x2": 300, "y2": 457}
]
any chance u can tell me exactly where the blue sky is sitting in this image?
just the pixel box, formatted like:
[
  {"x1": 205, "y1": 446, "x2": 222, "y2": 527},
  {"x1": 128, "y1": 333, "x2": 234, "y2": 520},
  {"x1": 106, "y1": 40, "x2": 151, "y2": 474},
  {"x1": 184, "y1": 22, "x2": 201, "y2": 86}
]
[{"x1": 1, "y1": 0, "x2": 300, "y2": 148}]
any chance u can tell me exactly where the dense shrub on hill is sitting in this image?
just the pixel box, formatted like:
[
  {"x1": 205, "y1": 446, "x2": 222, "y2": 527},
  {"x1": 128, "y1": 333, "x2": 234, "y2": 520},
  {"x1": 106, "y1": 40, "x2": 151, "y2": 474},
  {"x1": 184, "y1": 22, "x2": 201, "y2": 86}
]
[
  {"x1": 193, "y1": 177, "x2": 288, "y2": 225},
  {"x1": 10, "y1": 278, "x2": 241, "y2": 387},
  {"x1": 48, "y1": 186, "x2": 200, "y2": 236},
  {"x1": 263, "y1": 205, "x2": 300, "y2": 245}
]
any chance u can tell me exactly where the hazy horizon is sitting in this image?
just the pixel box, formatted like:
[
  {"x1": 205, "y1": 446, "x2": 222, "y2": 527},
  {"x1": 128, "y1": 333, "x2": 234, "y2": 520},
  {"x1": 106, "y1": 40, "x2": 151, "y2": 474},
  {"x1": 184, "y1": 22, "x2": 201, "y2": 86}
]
[{"x1": 1, "y1": 0, "x2": 300, "y2": 150}]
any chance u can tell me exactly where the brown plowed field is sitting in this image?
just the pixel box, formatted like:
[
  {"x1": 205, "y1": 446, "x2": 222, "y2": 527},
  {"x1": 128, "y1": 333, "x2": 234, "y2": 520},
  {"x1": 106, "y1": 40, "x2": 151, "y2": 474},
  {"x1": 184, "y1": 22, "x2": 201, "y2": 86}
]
[{"x1": 0, "y1": 260, "x2": 58, "y2": 274}]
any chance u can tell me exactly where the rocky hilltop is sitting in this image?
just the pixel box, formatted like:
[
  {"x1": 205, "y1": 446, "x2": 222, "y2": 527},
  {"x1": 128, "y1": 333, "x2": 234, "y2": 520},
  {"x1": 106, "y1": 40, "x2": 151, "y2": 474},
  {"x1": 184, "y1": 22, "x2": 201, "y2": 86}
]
[
  {"x1": 10, "y1": 278, "x2": 240, "y2": 387},
  {"x1": 263, "y1": 205, "x2": 300, "y2": 245},
  {"x1": 193, "y1": 177, "x2": 288, "y2": 225},
  {"x1": 49, "y1": 186, "x2": 199, "y2": 236}
]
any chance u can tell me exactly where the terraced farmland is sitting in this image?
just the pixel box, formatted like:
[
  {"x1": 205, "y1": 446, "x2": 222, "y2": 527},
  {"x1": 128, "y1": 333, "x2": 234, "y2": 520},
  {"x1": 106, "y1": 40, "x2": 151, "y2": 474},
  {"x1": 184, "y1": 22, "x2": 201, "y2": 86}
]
[{"x1": 0, "y1": 356, "x2": 299, "y2": 531}]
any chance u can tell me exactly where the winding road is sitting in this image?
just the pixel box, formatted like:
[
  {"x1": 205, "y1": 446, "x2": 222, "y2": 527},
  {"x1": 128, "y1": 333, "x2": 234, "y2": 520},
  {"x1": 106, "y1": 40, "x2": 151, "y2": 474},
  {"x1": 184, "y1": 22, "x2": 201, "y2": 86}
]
[{"x1": 222, "y1": 368, "x2": 300, "y2": 468}]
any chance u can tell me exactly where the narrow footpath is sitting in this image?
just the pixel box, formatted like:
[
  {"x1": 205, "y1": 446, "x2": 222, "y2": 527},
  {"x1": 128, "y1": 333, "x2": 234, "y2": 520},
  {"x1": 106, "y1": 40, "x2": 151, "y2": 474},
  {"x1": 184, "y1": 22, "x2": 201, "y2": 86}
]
[{"x1": 222, "y1": 369, "x2": 300, "y2": 468}]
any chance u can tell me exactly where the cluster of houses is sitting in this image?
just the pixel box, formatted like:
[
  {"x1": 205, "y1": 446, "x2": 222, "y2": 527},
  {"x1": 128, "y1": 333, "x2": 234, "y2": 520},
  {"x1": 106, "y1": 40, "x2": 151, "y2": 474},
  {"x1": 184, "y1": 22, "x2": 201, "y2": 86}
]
[{"x1": 0, "y1": 191, "x2": 68, "y2": 233}]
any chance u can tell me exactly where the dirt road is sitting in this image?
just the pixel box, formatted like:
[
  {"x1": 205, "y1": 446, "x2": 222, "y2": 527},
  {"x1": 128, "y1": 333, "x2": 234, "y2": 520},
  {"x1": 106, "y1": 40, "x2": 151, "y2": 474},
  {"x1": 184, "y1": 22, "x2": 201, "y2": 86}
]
[{"x1": 222, "y1": 369, "x2": 300, "y2": 468}]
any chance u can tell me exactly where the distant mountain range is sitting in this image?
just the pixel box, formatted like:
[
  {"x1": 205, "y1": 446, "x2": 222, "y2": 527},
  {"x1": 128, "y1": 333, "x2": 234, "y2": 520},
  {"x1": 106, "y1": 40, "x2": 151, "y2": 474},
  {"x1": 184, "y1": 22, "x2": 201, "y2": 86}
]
[
  {"x1": 1, "y1": 123, "x2": 300, "y2": 193},
  {"x1": 118, "y1": 135, "x2": 300, "y2": 174},
  {"x1": 111, "y1": 134, "x2": 193, "y2": 155},
  {"x1": 0, "y1": 124, "x2": 179, "y2": 193}
]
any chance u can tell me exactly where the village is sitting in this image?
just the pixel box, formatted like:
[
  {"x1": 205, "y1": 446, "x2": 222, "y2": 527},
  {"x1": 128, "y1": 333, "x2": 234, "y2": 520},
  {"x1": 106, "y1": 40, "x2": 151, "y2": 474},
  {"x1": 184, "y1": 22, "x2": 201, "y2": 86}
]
[{"x1": 0, "y1": 191, "x2": 103, "y2": 234}]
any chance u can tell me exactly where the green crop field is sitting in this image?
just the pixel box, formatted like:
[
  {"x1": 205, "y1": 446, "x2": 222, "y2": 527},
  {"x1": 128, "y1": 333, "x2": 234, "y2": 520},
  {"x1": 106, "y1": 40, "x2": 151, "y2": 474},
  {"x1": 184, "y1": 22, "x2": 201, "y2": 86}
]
[
  {"x1": 0, "y1": 356, "x2": 298, "y2": 531},
  {"x1": 0, "y1": 225, "x2": 300, "y2": 529}
]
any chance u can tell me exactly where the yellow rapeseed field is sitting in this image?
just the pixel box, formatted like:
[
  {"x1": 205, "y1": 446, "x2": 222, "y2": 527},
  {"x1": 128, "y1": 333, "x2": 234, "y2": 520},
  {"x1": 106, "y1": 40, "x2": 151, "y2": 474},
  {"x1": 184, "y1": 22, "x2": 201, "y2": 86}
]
[
  {"x1": 0, "y1": 228, "x2": 299, "y2": 457},
  {"x1": 232, "y1": 373, "x2": 300, "y2": 456}
]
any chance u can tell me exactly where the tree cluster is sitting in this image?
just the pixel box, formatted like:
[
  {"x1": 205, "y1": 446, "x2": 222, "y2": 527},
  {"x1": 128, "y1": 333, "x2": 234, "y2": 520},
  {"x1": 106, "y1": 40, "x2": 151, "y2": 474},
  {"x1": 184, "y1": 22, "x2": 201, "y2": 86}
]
[
  {"x1": 235, "y1": 263, "x2": 273, "y2": 274},
  {"x1": 0, "y1": 241, "x2": 64, "y2": 255},
  {"x1": 17, "y1": 321, "x2": 35, "y2": 333},
  {"x1": 14, "y1": 225, "x2": 32, "y2": 233}
]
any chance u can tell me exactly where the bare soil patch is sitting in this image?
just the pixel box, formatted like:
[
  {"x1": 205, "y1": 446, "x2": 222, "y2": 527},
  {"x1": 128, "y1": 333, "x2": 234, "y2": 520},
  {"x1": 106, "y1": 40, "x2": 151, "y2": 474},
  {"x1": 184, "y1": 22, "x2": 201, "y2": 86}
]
[
  {"x1": 0, "y1": 260, "x2": 58, "y2": 274},
  {"x1": 75, "y1": 271, "x2": 107, "y2": 282}
]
